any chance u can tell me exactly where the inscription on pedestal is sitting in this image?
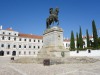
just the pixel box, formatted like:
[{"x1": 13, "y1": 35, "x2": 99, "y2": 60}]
[{"x1": 43, "y1": 26, "x2": 64, "y2": 49}]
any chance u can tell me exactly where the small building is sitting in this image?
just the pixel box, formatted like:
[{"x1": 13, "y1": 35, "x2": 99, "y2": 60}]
[{"x1": 63, "y1": 36, "x2": 93, "y2": 49}]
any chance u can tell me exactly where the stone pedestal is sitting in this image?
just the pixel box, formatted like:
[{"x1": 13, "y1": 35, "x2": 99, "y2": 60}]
[{"x1": 38, "y1": 26, "x2": 69, "y2": 58}]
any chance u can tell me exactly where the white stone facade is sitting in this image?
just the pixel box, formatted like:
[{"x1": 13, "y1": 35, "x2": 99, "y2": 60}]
[
  {"x1": 0, "y1": 27, "x2": 43, "y2": 57},
  {"x1": 63, "y1": 36, "x2": 93, "y2": 49},
  {"x1": 70, "y1": 50, "x2": 100, "y2": 56}
]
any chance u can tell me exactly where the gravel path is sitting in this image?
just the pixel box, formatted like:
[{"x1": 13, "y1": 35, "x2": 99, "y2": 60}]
[{"x1": 0, "y1": 56, "x2": 100, "y2": 75}]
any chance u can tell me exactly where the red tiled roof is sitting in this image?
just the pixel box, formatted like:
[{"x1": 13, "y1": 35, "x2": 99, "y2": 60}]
[
  {"x1": 83, "y1": 36, "x2": 93, "y2": 39},
  {"x1": 64, "y1": 35, "x2": 93, "y2": 42},
  {"x1": 89, "y1": 36, "x2": 93, "y2": 38},
  {"x1": 82, "y1": 36, "x2": 86, "y2": 39},
  {"x1": 64, "y1": 39, "x2": 70, "y2": 42},
  {"x1": 19, "y1": 33, "x2": 43, "y2": 39},
  {"x1": 6, "y1": 28, "x2": 14, "y2": 31}
]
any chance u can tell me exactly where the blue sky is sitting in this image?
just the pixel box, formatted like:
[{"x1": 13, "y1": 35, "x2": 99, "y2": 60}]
[{"x1": 0, "y1": 0, "x2": 100, "y2": 38}]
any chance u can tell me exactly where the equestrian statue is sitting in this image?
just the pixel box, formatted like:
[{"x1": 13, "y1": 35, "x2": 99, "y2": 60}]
[{"x1": 46, "y1": 8, "x2": 59, "y2": 29}]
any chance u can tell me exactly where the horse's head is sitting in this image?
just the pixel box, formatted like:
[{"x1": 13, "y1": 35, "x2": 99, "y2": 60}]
[{"x1": 55, "y1": 8, "x2": 59, "y2": 15}]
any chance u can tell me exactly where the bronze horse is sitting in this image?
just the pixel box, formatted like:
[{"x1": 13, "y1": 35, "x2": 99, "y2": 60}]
[{"x1": 46, "y1": 8, "x2": 59, "y2": 29}]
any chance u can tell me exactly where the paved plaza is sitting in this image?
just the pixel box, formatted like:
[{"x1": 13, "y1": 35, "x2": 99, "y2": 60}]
[{"x1": 0, "y1": 57, "x2": 100, "y2": 75}]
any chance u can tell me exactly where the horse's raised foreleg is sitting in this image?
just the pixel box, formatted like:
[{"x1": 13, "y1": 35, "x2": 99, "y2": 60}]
[
  {"x1": 46, "y1": 18, "x2": 50, "y2": 29},
  {"x1": 47, "y1": 22, "x2": 50, "y2": 29}
]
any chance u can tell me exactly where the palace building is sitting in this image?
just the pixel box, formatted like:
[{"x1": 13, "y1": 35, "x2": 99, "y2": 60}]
[
  {"x1": 0, "y1": 26, "x2": 93, "y2": 57},
  {"x1": 0, "y1": 26, "x2": 43, "y2": 57}
]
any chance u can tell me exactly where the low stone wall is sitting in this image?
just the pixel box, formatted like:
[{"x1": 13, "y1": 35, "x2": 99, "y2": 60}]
[{"x1": 70, "y1": 50, "x2": 100, "y2": 56}]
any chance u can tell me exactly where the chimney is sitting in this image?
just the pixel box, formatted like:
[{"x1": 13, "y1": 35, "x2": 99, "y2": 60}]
[{"x1": 0, "y1": 25, "x2": 2, "y2": 30}]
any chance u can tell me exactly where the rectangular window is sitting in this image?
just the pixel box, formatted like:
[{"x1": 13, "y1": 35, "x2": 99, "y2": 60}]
[
  {"x1": 29, "y1": 51, "x2": 31, "y2": 55},
  {"x1": 38, "y1": 40, "x2": 40, "y2": 42},
  {"x1": 29, "y1": 46, "x2": 31, "y2": 48},
  {"x1": 19, "y1": 45, "x2": 21, "y2": 48},
  {"x1": 24, "y1": 39, "x2": 26, "y2": 41},
  {"x1": 34, "y1": 40, "x2": 35, "y2": 42},
  {"x1": 38, "y1": 46, "x2": 40, "y2": 49},
  {"x1": 24, "y1": 45, "x2": 26, "y2": 48},
  {"x1": 1, "y1": 44, "x2": 4, "y2": 47},
  {"x1": 9, "y1": 33, "x2": 11, "y2": 35},
  {"x1": 7, "y1": 51, "x2": 10, "y2": 55},
  {"x1": 34, "y1": 52, "x2": 35, "y2": 54},
  {"x1": 8, "y1": 45, "x2": 10, "y2": 49},
  {"x1": 14, "y1": 38, "x2": 16, "y2": 41},
  {"x1": 3, "y1": 32, "x2": 5, "y2": 34},
  {"x1": 29, "y1": 39, "x2": 31, "y2": 42},
  {"x1": 2, "y1": 36, "x2": 4, "y2": 40},
  {"x1": 33, "y1": 46, "x2": 35, "y2": 49},
  {"x1": 8, "y1": 37, "x2": 10, "y2": 40},
  {"x1": 19, "y1": 51, "x2": 21, "y2": 55},
  {"x1": 19, "y1": 38, "x2": 21, "y2": 41},
  {"x1": 13, "y1": 45, "x2": 16, "y2": 48},
  {"x1": 66, "y1": 43, "x2": 67, "y2": 47},
  {"x1": 24, "y1": 51, "x2": 26, "y2": 55}
]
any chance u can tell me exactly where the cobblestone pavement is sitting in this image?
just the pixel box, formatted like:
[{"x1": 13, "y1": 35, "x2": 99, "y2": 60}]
[{"x1": 0, "y1": 57, "x2": 100, "y2": 75}]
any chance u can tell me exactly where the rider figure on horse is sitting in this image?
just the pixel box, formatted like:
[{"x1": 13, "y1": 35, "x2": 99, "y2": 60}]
[{"x1": 46, "y1": 8, "x2": 59, "y2": 29}]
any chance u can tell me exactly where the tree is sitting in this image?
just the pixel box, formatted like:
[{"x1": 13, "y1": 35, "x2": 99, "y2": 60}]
[
  {"x1": 92, "y1": 20, "x2": 98, "y2": 49},
  {"x1": 76, "y1": 32, "x2": 79, "y2": 49},
  {"x1": 86, "y1": 29, "x2": 90, "y2": 47},
  {"x1": 79, "y1": 27, "x2": 83, "y2": 49},
  {"x1": 70, "y1": 31, "x2": 75, "y2": 50},
  {"x1": 98, "y1": 37, "x2": 100, "y2": 48}
]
